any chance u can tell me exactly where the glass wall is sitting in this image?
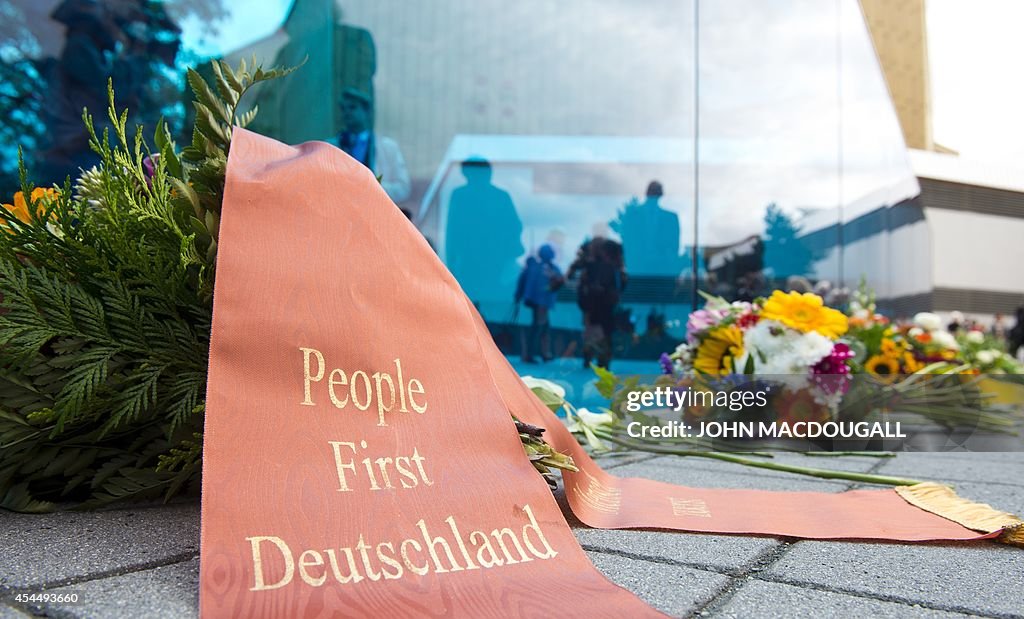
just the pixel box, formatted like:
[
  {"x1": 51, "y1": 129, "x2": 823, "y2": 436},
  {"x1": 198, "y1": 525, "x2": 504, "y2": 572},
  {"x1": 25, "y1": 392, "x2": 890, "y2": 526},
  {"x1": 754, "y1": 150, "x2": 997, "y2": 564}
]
[{"x1": 0, "y1": 0, "x2": 921, "y2": 358}]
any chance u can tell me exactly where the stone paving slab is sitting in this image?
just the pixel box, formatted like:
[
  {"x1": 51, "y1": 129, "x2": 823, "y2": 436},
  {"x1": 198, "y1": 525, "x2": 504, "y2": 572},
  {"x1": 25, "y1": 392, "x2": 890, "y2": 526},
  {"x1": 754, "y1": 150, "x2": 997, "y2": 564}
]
[
  {"x1": 923, "y1": 451, "x2": 1024, "y2": 464},
  {"x1": 576, "y1": 528, "x2": 780, "y2": 576},
  {"x1": 593, "y1": 452, "x2": 662, "y2": 471},
  {"x1": 0, "y1": 604, "x2": 28, "y2": 618},
  {"x1": 764, "y1": 541, "x2": 1024, "y2": 617},
  {"x1": 16, "y1": 559, "x2": 199, "y2": 619},
  {"x1": 0, "y1": 503, "x2": 199, "y2": 589},
  {"x1": 607, "y1": 455, "x2": 854, "y2": 492},
  {"x1": 872, "y1": 452, "x2": 1024, "y2": 487},
  {"x1": 715, "y1": 578, "x2": 973, "y2": 618},
  {"x1": 928, "y1": 480, "x2": 1024, "y2": 516},
  {"x1": 760, "y1": 452, "x2": 888, "y2": 473},
  {"x1": 586, "y1": 550, "x2": 730, "y2": 617}
]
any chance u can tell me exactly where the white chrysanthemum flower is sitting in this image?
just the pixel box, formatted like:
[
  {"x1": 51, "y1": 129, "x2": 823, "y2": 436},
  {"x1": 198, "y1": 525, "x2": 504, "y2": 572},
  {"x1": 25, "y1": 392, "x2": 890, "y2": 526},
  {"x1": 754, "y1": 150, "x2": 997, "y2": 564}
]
[
  {"x1": 965, "y1": 330, "x2": 985, "y2": 344},
  {"x1": 790, "y1": 331, "x2": 835, "y2": 367},
  {"x1": 908, "y1": 327, "x2": 924, "y2": 338},
  {"x1": 931, "y1": 330, "x2": 959, "y2": 351},
  {"x1": 913, "y1": 312, "x2": 942, "y2": 332},
  {"x1": 743, "y1": 320, "x2": 790, "y2": 356},
  {"x1": 976, "y1": 350, "x2": 996, "y2": 365},
  {"x1": 741, "y1": 321, "x2": 830, "y2": 376}
]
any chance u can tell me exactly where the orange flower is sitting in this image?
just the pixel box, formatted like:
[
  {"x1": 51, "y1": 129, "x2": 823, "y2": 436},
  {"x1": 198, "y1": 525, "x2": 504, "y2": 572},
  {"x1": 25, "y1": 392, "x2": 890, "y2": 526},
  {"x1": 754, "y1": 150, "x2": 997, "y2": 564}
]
[
  {"x1": 880, "y1": 338, "x2": 905, "y2": 357},
  {"x1": 2, "y1": 188, "x2": 58, "y2": 229},
  {"x1": 761, "y1": 290, "x2": 848, "y2": 339},
  {"x1": 902, "y1": 352, "x2": 923, "y2": 373}
]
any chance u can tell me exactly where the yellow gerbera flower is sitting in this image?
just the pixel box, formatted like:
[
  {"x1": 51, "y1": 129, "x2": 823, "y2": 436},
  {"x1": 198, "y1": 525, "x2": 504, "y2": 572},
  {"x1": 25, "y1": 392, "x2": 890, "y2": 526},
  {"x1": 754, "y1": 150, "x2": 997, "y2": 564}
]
[
  {"x1": 693, "y1": 325, "x2": 745, "y2": 375},
  {"x1": 865, "y1": 354, "x2": 900, "y2": 384},
  {"x1": 760, "y1": 290, "x2": 848, "y2": 339}
]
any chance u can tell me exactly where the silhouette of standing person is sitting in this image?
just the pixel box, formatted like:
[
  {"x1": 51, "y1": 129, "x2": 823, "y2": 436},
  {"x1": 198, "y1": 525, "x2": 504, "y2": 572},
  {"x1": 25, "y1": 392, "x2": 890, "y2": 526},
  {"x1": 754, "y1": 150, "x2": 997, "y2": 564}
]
[
  {"x1": 611, "y1": 180, "x2": 681, "y2": 277},
  {"x1": 514, "y1": 244, "x2": 564, "y2": 363},
  {"x1": 445, "y1": 159, "x2": 524, "y2": 307},
  {"x1": 328, "y1": 88, "x2": 410, "y2": 202},
  {"x1": 568, "y1": 237, "x2": 627, "y2": 369},
  {"x1": 1009, "y1": 306, "x2": 1024, "y2": 360},
  {"x1": 39, "y1": 0, "x2": 119, "y2": 183}
]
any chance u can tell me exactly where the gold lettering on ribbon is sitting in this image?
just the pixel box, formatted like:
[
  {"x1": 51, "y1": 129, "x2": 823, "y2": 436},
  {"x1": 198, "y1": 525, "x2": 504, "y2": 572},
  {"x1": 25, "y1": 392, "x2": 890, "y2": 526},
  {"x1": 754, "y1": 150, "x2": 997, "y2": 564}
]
[
  {"x1": 572, "y1": 471, "x2": 622, "y2": 515},
  {"x1": 670, "y1": 498, "x2": 712, "y2": 518}
]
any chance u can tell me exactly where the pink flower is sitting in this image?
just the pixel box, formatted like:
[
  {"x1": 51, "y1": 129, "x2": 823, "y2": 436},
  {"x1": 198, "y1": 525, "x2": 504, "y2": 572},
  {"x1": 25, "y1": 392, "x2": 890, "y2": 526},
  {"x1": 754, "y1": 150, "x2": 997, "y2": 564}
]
[
  {"x1": 811, "y1": 342, "x2": 854, "y2": 394},
  {"x1": 686, "y1": 308, "x2": 727, "y2": 343}
]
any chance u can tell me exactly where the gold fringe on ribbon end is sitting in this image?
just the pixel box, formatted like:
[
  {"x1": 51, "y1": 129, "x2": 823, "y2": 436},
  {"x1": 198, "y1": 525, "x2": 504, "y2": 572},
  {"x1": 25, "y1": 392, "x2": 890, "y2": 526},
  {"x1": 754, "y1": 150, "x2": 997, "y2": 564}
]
[
  {"x1": 1000, "y1": 523, "x2": 1024, "y2": 547},
  {"x1": 894, "y1": 482, "x2": 1024, "y2": 548}
]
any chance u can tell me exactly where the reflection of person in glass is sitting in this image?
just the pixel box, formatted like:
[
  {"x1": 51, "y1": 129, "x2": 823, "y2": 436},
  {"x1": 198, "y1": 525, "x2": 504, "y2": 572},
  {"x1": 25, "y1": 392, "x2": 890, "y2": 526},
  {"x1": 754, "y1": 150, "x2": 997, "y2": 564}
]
[
  {"x1": 1010, "y1": 306, "x2": 1024, "y2": 360},
  {"x1": 38, "y1": 0, "x2": 180, "y2": 184},
  {"x1": 514, "y1": 244, "x2": 564, "y2": 363},
  {"x1": 568, "y1": 237, "x2": 626, "y2": 370},
  {"x1": 445, "y1": 158, "x2": 524, "y2": 306},
  {"x1": 327, "y1": 88, "x2": 410, "y2": 202},
  {"x1": 612, "y1": 180, "x2": 681, "y2": 276}
]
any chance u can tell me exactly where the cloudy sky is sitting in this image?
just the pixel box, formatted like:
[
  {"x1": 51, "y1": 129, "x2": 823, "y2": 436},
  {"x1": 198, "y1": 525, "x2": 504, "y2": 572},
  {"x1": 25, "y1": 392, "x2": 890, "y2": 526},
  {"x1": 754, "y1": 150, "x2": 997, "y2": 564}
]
[
  {"x1": 928, "y1": 0, "x2": 1024, "y2": 164},
  {"x1": 185, "y1": 0, "x2": 1022, "y2": 168}
]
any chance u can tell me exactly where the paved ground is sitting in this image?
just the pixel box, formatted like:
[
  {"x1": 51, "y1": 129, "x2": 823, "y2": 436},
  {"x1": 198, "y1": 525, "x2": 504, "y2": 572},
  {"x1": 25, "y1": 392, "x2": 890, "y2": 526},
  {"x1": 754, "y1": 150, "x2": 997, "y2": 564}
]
[
  {"x1": 2, "y1": 358, "x2": 1022, "y2": 617},
  {"x1": 0, "y1": 450, "x2": 1021, "y2": 618}
]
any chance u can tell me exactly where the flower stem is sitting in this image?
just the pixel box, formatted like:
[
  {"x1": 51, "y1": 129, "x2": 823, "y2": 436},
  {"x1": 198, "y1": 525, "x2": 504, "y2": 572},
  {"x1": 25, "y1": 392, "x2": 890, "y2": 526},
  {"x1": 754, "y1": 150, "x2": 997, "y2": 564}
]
[{"x1": 602, "y1": 435, "x2": 925, "y2": 486}]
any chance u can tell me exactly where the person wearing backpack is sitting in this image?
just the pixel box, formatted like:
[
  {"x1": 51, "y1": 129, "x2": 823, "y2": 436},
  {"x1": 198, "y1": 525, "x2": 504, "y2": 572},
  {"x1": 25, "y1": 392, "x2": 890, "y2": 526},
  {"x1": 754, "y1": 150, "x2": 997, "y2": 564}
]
[
  {"x1": 514, "y1": 244, "x2": 564, "y2": 363},
  {"x1": 568, "y1": 237, "x2": 627, "y2": 370}
]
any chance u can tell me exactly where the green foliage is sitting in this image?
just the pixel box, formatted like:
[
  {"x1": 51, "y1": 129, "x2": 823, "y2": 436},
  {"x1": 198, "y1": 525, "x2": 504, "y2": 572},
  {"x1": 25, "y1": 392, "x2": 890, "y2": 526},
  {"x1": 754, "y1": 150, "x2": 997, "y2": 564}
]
[
  {"x1": 172, "y1": 58, "x2": 299, "y2": 297},
  {"x1": 762, "y1": 203, "x2": 819, "y2": 280},
  {"x1": 0, "y1": 59, "x2": 288, "y2": 512},
  {"x1": 592, "y1": 364, "x2": 620, "y2": 400}
]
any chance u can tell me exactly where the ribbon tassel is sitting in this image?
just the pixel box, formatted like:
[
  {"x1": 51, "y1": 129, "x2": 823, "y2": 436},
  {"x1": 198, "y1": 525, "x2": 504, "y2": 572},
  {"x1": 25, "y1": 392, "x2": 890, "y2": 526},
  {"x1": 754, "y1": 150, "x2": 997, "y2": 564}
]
[{"x1": 895, "y1": 482, "x2": 1024, "y2": 547}]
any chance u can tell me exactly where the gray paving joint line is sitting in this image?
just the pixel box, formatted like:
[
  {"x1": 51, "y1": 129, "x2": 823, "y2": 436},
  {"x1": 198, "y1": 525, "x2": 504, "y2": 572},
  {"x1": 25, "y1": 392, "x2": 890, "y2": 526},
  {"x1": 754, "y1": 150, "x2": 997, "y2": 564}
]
[
  {"x1": 0, "y1": 549, "x2": 200, "y2": 608},
  {"x1": 584, "y1": 538, "x2": 1015, "y2": 619},
  {"x1": 595, "y1": 453, "x2": 663, "y2": 471},
  {"x1": 579, "y1": 543, "x2": 755, "y2": 578},
  {"x1": 751, "y1": 572, "x2": 1017, "y2": 619},
  {"x1": 688, "y1": 541, "x2": 795, "y2": 617},
  {"x1": 683, "y1": 456, "x2": 893, "y2": 615}
]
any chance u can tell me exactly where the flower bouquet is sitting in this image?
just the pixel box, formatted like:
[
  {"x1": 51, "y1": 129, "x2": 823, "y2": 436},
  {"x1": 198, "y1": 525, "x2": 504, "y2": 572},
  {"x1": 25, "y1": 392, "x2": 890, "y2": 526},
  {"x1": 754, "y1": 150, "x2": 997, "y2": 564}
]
[{"x1": 588, "y1": 288, "x2": 1020, "y2": 457}]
